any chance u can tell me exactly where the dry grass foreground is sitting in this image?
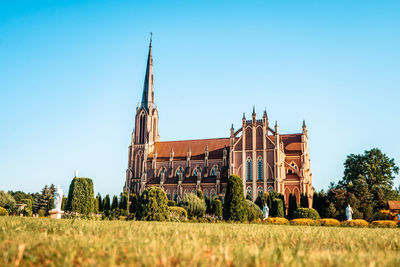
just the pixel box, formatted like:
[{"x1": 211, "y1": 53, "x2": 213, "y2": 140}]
[{"x1": 1, "y1": 217, "x2": 400, "y2": 266}]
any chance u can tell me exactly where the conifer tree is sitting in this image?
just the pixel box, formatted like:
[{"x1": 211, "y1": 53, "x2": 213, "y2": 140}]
[
  {"x1": 97, "y1": 193, "x2": 103, "y2": 212},
  {"x1": 111, "y1": 195, "x2": 119, "y2": 211},
  {"x1": 103, "y1": 194, "x2": 111, "y2": 212},
  {"x1": 223, "y1": 175, "x2": 246, "y2": 222},
  {"x1": 287, "y1": 193, "x2": 298, "y2": 220}
]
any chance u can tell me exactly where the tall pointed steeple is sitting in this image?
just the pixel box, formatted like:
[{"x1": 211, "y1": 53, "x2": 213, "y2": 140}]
[{"x1": 141, "y1": 33, "x2": 154, "y2": 111}]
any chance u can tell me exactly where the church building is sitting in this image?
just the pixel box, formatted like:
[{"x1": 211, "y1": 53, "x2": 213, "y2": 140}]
[{"x1": 124, "y1": 38, "x2": 313, "y2": 205}]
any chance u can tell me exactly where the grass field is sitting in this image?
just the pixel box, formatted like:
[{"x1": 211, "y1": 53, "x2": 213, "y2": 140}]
[{"x1": 1, "y1": 217, "x2": 400, "y2": 266}]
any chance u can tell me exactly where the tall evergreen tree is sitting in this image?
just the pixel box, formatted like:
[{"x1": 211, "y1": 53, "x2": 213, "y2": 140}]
[
  {"x1": 129, "y1": 193, "x2": 137, "y2": 214},
  {"x1": 223, "y1": 175, "x2": 246, "y2": 222},
  {"x1": 103, "y1": 194, "x2": 111, "y2": 212},
  {"x1": 111, "y1": 195, "x2": 119, "y2": 210},
  {"x1": 287, "y1": 194, "x2": 298, "y2": 220},
  {"x1": 119, "y1": 192, "x2": 129, "y2": 211},
  {"x1": 97, "y1": 193, "x2": 103, "y2": 212}
]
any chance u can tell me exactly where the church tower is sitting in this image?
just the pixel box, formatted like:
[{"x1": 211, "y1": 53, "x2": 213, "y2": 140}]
[{"x1": 124, "y1": 35, "x2": 159, "y2": 194}]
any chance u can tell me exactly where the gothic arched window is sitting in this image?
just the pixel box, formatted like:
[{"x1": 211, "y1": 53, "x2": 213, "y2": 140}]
[
  {"x1": 247, "y1": 186, "x2": 252, "y2": 197},
  {"x1": 257, "y1": 186, "x2": 263, "y2": 196},
  {"x1": 257, "y1": 157, "x2": 263, "y2": 181},
  {"x1": 246, "y1": 157, "x2": 252, "y2": 181},
  {"x1": 176, "y1": 166, "x2": 184, "y2": 177},
  {"x1": 211, "y1": 165, "x2": 219, "y2": 176},
  {"x1": 159, "y1": 167, "x2": 166, "y2": 177},
  {"x1": 193, "y1": 166, "x2": 201, "y2": 177}
]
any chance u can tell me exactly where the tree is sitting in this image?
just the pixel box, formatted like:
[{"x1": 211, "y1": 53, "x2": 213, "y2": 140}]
[
  {"x1": 0, "y1": 191, "x2": 16, "y2": 211},
  {"x1": 212, "y1": 198, "x2": 222, "y2": 218},
  {"x1": 287, "y1": 194, "x2": 298, "y2": 220},
  {"x1": 8, "y1": 191, "x2": 32, "y2": 203},
  {"x1": 180, "y1": 193, "x2": 206, "y2": 218},
  {"x1": 270, "y1": 198, "x2": 284, "y2": 218},
  {"x1": 300, "y1": 194, "x2": 308, "y2": 208},
  {"x1": 312, "y1": 190, "x2": 329, "y2": 218},
  {"x1": 36, "y1": 185, "x2": 52, "y2": 214},
  {"x1": 119, "y1": 192, "x2": 129, "y2": 212},
  {"x1": 338, "y1": 148, "x2": 399, "y2": 212},
  {"x1": 254, "y1": 195, "x2": 263, "y2": 209},
  {"x1": 205, "y1": 196, "x2": 212, "y2": 214},
  {"x1": 111, "y1": 195, "x2": 119, "y2": 210},
  {"x1": 97, "y1": 193, "x2": 103, "y2": 212},
  {"x1": 137, "y1": 187, "x2": 169, "y2": 221},
  {"x1": 103, "y1": 194, "x2": 111, "y2": 213},
  {"x1": 326, "y1": 202, "x2": 338, "y2": 218},
  {"x1": 129, "y1": 193, "x2": 138, "y2": 214},
  {"x1": 223, "y1": 175, "x2": 246, "y2": 222},
  {"x1": 66, "y1": 178, "x2": 94, "y2": 215}
]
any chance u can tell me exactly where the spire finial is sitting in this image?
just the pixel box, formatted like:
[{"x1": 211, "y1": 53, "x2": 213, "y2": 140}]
[
  {"x1": 243, "y1": 112, "x2": 245, "y2": 119},
  {"x1": 150, "y1": 32, "x2": 153, "y2": 45},
  {"x1": 303, "y1": 120, "x2": 306, "y2": 127},
  {"x1": 252, "y1": 105, "x2": 255, "y2": 115}
]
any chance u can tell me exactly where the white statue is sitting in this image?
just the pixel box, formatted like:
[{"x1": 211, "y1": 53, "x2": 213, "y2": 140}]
[
  {"x1": 53, "y1": 185, "x2": 63, "y2": 211},
  {"x1": 263, "y1": 204, "x2": 269, "y2": 220},
  {"x1": 345, "y1": 204, "x2": 353, "y2": 221}
]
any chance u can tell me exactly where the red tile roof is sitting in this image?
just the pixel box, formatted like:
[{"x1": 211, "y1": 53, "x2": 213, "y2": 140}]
[{"x1": 149, "y1": 138, "x2": 230, "y2": 160}]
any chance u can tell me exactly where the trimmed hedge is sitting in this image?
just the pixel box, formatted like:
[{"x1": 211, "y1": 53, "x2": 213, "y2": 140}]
[
  {"x1": 167, "y1": 200, "x2": 177, "y2": 207},
  {"x1": 264, "y1": 217, "x2": 289, "y2": 225},
  {"x1": 137, "y1": 187, "x2": 169, "y2": 221},
  {"x1": 370, "y1": 220, "x2": 397, "y2": 228},
  {"x1": 318, "y1": 218, "x2": 340, "y2": 227},
  {"x1": 223, "y1": 175, "x2": 246, "y2": 222},
  {"x1": 169, "y1": 206, "x2": 188, "y2": 221},
  {"x1": 180, "y1": 194, "x2": 206, "y2": 218},
  {"x1": 341, "y1": 219, "x2": 369, "y2": 227},
  {"x1": 245, "y1": 200, "x2": 263, "y2": 221},
  {"x1": 293, "y1": 208, "x2": 320, "y2": 220},
  {"x1": 290, "y1": 219, "x2": 317, "y2": 226},
  {"x1": 0, "y1": 207, "x2": 8, "y2": 216},
  {"x1": 66, "y1": 177, "x2": 94, "y2": 215}
]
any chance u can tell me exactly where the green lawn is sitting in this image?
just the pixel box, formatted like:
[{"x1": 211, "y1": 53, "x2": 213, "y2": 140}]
[{"x1": 1, "y1": 217, "x2": 400, "y2": 266}]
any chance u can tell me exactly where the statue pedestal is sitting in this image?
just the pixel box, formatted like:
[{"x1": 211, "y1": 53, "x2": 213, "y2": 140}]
[{"x1": 49, "y1": 209, "x2": 64, "y2": 219}]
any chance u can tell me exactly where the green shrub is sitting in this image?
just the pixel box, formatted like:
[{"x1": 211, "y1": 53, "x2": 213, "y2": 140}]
[
  {"x1": 167, "y1": 200, "x2": 176, "y2": 207},
  {"x1": 137, "y1": 187, "x2": 169, "y2": 221},
  {"x1": 22, "y1": 199, "x2": 32, "y2": 217},
  {"x1": 0, "y1": 191, "x2": 16, "y2": 211},
  {"x1": 0, "y1": 207, "x2": 8, "y2": 216},
  {"x1": 169, "y1": 206, "x2": 188, "y2": 221},
  {"x1": 66, "y1": 177, "x2": 94, "y2": 215},
  {"x1": 38, "y1": 210, "x2": 45, "y2": 217},
  {"x1": 111, "y1": 195, "x2": 119, "y2": 210},
  {"x1": 293, "y1": 208, "x2": 321, "y2": 220},
  {"x1": 212, "y1": 198, "x2": 223, "y2": 218},
  {"x1": 196, "y1": 189, "x2": 204, "y2": 200},
  {"x1": 270, "y1": 199, "x2": 284, "y2": 218},
  {"x1": 180, "y1": 194, "x2": 206, "y2": 218},
  {"x1": 129, "y1": 194, "x2": 138, "y2": 214},
  {"x1": 245, "y1": 200, "x2": 263, "y2": 221},
  {"x1": 223, "y1": 175, "x2": 246, "y2": 222}
]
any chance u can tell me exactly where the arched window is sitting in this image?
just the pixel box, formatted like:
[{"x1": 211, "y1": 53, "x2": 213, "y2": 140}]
[
  {"x1": 257, "y1": 186, "x2": 263, "y2": 196},
  {"x1": 159, "y1": 167, "x2": 166, "y2": 177},
  {"x1": 246, "y1": 157, "x2": 252, "y2": 181},
  {"x1": 211, "y1": 165, "x2": 219, "y2": 176},
  {"x1": 166, "y1": 189, "x2": 171, "y2": 200},
  {"x1": 193, "y1": 166, "x2": 201, "y2": 177},
  {"x1": 203, "y1": 189, "x2": 208, "y2": 198},
  {"x1": 257, "y1": 157, "x2": 263, "y2": 181},
  {"x1": 247, "y1": 186, "x2": 252, "y2": 197},
  {"x1": 210, "y1": 189, "x2": 216, "y2": 200},
  {"x1": 176, "y1": 166, "x2": 184, "y2": 177},
  {"x1": 268, "y1": 186, "x2": 273, "y2": 192}
]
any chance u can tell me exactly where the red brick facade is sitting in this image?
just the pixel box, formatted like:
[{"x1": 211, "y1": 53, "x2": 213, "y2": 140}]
[{"x1": 124, "y1": 40, "x2": 313, "y2": 205}]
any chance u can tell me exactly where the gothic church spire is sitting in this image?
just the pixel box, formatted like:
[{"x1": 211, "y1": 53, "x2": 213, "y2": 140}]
[{"x1": 141, "y1": 33, "x2": 154, "y2": 111}]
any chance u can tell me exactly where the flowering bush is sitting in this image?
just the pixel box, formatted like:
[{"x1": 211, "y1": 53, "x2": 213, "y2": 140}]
[
  {"x1": 370, "y1": 220, "x2": 397, "y2": 228},
  {"x1": 264, "y1": 217, "x2": 289, "y2": 225},
  {"x1": 318, "y1": 218, "x2": 340, "y2": 226},
  {"x1": 290, "y1": 218, "x2": 318, "y2": 226},
  {"x1": 341, "y1": 219, "x2": 369, "y2": 228}
]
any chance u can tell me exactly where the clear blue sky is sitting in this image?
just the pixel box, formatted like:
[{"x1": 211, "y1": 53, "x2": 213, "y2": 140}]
[{"x1": 1, "y1": 0, "x2": 399, "y2": 196}]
